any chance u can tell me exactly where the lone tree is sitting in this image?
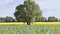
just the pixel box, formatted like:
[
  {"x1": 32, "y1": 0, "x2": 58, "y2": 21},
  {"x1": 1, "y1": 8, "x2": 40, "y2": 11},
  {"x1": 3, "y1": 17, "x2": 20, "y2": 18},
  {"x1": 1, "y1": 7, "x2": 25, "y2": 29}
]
[{"x1": 14, "y1": 0, "x2": 42, "y2": 25}]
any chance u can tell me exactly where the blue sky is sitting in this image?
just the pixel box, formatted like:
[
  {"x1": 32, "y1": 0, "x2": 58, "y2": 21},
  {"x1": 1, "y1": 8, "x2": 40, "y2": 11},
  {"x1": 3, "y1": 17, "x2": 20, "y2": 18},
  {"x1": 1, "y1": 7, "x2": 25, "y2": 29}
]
[{"x1": 0, "y1": 0, "x2": 60, "y2": 19}]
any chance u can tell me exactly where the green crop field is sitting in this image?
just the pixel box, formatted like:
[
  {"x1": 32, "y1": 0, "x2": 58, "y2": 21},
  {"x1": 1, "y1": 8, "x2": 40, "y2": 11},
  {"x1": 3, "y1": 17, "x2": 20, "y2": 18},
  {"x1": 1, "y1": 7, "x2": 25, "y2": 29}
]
[{"x1": 0, "y1": 25, "x2": 60, "y2": 34}]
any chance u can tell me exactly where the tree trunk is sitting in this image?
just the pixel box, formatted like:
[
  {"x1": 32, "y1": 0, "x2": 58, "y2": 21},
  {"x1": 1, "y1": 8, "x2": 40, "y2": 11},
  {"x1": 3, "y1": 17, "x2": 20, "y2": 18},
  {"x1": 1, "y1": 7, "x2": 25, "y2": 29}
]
[{"x1": 27, "y1": 22, "x2": 30, "y2": 25}]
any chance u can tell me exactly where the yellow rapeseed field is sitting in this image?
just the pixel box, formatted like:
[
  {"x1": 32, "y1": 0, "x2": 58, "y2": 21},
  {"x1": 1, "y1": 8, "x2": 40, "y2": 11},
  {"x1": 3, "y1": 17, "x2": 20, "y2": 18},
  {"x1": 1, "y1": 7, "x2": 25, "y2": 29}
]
[{"x1": 0, "y1": 22, "x2": 60, "y2": 25}]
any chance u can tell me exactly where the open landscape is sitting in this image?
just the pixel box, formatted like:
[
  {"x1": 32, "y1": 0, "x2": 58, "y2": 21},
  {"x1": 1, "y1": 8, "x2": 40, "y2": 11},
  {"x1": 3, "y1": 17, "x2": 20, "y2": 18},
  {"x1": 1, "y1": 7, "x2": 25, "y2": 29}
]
[{"x1": 0, "y1": 0, "x2": 60, "y2": 34}]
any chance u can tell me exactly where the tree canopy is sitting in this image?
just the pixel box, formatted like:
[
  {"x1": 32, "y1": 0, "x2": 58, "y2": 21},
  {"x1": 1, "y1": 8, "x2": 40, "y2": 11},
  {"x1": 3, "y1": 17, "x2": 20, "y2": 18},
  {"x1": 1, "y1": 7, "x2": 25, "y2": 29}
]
[{"x1": 14, "y1": 0, "x2": 42, "y2": 25}]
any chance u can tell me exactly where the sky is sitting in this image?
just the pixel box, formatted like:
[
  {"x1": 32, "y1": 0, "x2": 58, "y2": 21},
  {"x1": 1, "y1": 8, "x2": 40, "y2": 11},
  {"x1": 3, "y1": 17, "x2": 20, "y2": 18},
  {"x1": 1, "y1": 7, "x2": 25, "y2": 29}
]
[{"x1": 0, "y1": 0, "x2": 60, "y2": 19}]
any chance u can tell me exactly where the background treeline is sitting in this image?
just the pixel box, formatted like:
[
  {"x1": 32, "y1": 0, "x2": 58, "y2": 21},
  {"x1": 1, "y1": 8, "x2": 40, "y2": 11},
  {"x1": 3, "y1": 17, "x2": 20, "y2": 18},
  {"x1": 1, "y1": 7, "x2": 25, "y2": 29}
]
[
  {"x1": 0, "y1": 16, "x2": 60, "y2": 22},
  {"x1": 0, "y1": 16, "x2": 16, "y2": 22}
]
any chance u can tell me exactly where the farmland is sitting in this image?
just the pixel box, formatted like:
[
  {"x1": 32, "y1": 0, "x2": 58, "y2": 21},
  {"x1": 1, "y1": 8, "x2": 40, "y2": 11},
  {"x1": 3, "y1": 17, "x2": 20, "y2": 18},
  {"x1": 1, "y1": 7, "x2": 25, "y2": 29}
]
[
  {"x1": 0, "y1": 24, "x2": 60, "y2": 34},
  {"x1": 0, "y1": 22, "x2": 60, "y2": 25}
]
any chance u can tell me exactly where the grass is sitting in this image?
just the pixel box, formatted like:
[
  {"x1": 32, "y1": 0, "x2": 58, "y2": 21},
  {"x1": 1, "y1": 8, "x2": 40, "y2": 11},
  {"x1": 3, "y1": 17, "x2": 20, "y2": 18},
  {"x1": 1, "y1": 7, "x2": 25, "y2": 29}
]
[{"x1": 0, "y1": 24, "x2": 60, "y2": 34}]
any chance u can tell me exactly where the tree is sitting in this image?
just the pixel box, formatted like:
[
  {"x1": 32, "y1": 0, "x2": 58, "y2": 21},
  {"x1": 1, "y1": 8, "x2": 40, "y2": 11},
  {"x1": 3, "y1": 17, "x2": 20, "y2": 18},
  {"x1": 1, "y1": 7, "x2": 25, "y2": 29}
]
[
  {"x1": 35, "y1": 17, "x2": 46, "y2": 22},
  {"x1": 48, "y1": 16, "x2": 58, "y2": 22},
  {"x1": 14, "y1": 0, "x2": 42, "y2": 25},
  {"x1": 39, "y1": 17, "x2": 46, "y2": 22},
  {"x1": 58, "y1": 19, "x2": 60, "y2": 22},
  {"x1": 0, "y1": 17, "x2": 5, "y2": 22},
  {"x1": 5, "y1": 16, "x2": 15, "y2": 22},
  {"x1": 55, "y1": 18, "x2": 58, "y2": 22}
]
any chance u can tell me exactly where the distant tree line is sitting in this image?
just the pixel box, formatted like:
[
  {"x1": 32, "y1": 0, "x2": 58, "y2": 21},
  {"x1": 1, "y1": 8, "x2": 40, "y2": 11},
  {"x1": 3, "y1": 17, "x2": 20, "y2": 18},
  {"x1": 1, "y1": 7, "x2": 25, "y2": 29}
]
[
  {"x1": 0, "y1": 16, "x2": 60, "y2": 22},
  {"x1": 35, "y1": 16, "x2": 60, "y2": 22},
  {"x1": 0, "y1": 16, "x2": 16, "y2": 22}
]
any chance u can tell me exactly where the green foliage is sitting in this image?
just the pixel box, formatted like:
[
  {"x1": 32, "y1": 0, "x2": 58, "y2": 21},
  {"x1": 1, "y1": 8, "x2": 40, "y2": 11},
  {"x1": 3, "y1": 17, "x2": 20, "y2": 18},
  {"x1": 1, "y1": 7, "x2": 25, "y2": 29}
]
[
  {"x1": 59, "y1": 19, "x2": 60, "y2": 22},
  {"x1": 48, "y1": 16, "x2": 58, "y2": 22},
  {"x1": 5, "y1": 16, "x2": 15, "y2": 22},
  {"x1": 14, "y1": 0, "x2": 42, "y2": 24},
  {"x1": 0, "y1": 17, "x2": 5, "y2": 22},
  {"x1": 39, "y1": 17, "x2": 47, "y2": 22},
  {"x1": 0, "y1": 16, "x2": 59, "y2": 22},
  {"x1": 0, "y1": 16, "x2": 15, "y2": 22},
  {"x1": 35, "y1": 17, "x2": 46, "y2": 22}
]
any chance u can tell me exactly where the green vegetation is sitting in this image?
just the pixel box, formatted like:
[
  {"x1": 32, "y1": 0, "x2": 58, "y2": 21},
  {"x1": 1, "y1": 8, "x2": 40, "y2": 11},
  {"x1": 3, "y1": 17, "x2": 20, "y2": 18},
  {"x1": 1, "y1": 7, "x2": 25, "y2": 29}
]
[
  {"x1": 0, "y1": 16, "x2": 15, "y2": 22},
  {"x1": 14, "y1": 0, "x2": 42, "y2": 25},
  {"x1": 0, "y1": 25, "x2": 60, "y2": 34},
  {"x1": 0, "y1": 16, "x2": 60, "y2": 22}
]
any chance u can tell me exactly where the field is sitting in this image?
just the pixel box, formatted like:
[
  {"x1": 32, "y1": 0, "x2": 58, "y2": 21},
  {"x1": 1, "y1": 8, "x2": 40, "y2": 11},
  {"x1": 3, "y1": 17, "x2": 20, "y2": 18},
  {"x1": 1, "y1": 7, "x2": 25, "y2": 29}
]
[
  {"x1": 0, "y1": 25, "x2": 60, "y2": 34},
  {"x1": 0, "y1": 22, "x2": 60, "y2": 34},
  {"x1": 0, "y1": 22, "x2": 60, "y2": 25}
]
